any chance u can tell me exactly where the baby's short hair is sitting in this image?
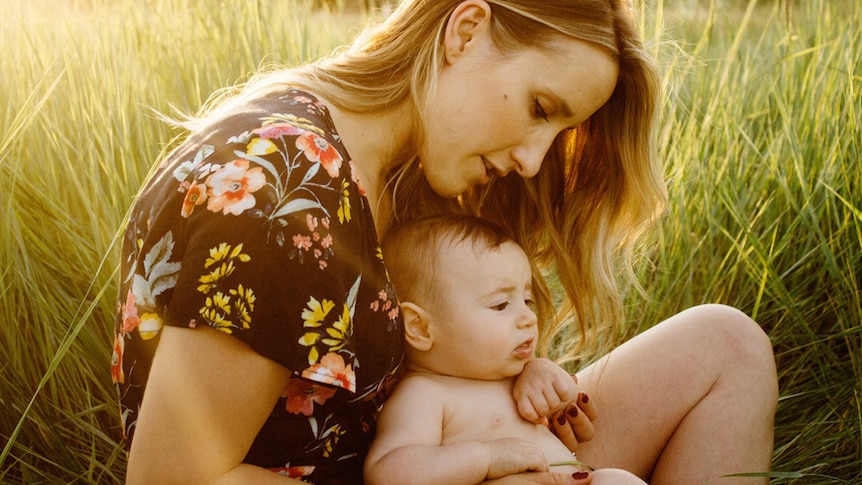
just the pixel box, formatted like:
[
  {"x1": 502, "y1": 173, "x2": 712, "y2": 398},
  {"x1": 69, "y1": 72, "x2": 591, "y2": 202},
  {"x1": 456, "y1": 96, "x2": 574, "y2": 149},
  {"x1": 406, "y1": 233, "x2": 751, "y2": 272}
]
[{"x1": 382, "y1": 214, "x2": 517, "y2": 306}]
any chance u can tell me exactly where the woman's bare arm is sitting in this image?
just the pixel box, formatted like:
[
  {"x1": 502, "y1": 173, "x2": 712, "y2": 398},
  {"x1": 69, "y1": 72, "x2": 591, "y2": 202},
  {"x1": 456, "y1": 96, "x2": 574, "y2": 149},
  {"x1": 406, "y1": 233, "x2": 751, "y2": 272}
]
[{"x1": 126, "y1": 325, "x2": 300, "y2": 484}]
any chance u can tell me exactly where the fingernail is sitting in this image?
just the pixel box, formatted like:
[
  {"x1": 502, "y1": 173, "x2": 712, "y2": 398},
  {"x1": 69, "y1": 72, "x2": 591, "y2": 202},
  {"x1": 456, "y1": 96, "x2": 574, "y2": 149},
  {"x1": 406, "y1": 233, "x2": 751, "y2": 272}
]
[
  {"x1": 556, "y1": 413, "x2": 567, "y2": 425},
  {"x1": 567, "y1": 403, "x2": 579, "y2": 417},
  {"x1": 572, "y1": 471, "x2": 590, "y2": 479},
  {"x1": 580, "y1": 392, "x2": 589, "y2": 404}
]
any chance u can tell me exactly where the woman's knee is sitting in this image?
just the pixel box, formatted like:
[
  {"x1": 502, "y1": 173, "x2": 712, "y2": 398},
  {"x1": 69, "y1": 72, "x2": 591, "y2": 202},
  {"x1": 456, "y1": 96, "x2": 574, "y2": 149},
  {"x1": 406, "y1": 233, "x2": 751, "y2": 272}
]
[{"x1": 682, "y1": 304, "x2": 778, "y2": 392}]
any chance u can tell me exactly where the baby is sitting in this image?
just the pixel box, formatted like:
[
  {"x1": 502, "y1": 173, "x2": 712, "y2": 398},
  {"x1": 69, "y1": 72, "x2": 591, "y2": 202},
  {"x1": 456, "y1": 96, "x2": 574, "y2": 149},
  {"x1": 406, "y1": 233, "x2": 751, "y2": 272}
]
[{"x1": 365, "y1": 214, "x2": 644, "y2": 485}]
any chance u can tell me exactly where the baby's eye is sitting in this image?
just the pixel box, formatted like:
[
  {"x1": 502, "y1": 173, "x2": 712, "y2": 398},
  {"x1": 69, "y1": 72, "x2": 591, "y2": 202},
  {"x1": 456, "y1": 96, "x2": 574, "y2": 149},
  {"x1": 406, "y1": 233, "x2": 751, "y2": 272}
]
[
  {"x1": 492, "y1": 302, "x2": 510, "y2": 311},
  {"x1": 533, "y1": 98, "x2": 549, "y2": 121}
]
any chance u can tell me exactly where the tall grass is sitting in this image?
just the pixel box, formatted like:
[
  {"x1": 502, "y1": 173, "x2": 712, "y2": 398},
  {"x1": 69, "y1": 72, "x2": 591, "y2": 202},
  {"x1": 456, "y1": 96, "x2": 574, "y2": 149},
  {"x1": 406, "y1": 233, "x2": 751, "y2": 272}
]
[{"x1": 0, "y1": 0, "x2": 858, "y2": 483}]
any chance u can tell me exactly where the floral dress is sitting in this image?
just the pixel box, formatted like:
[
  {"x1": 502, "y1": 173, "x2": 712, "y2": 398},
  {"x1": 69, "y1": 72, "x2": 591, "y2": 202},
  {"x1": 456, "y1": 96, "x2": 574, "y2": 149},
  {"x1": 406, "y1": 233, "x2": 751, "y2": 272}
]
[{"x1": 112, "y1": 89, "x2": 403, "y2": 484}]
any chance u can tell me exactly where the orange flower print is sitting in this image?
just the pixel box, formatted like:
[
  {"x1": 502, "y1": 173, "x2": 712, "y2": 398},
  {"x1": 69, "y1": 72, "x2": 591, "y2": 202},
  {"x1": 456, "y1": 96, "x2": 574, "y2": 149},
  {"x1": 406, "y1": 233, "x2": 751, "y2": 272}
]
[
  {"x1": 121, "y1": 290, "x2": 141, "y2": 335},
  {"x1": 180, "y1": 180, "x2": 208, "y2": 218},
  {"x1": 349, "y1": 160, "x2": 366, "y2": 197},
  {"x1": 302, "y1": 352, "x2": 356, "y2": 392},
  {"x1": 205, "y1": 159, "x2": 266, "y2": 216},
  {"x1": 111, "y1": 333, "x2": 124, "y2": 384},
  {"x1": 296, "y1": 132, "x2": 342, "y2": 178},
  {"x1": 282, "y1": 378, "x2": 336, "y2": 416},
  {"x1": 271, "y1": 465, "x2": 315, "y2": 479}
]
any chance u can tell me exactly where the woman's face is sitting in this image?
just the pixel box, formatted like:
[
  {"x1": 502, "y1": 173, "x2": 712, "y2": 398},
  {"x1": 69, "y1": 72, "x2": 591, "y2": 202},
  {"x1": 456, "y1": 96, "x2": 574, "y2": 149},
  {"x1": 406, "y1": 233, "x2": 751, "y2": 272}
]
[{"x1": 420, "y1": 5, "x2": 619, "y2": 197}]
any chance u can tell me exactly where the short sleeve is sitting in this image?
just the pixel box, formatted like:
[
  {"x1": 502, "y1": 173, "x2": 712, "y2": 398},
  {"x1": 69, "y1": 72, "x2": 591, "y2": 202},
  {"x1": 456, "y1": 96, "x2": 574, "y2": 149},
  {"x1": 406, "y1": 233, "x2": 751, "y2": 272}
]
[{"x1": 164, "y1": 108, "x2": 377, "y2": 391}]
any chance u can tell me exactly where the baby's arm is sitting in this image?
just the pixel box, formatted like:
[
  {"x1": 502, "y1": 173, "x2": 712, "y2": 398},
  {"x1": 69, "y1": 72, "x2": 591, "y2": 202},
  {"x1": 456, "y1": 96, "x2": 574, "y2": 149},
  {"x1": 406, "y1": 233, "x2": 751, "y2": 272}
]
[
  {"x1": 364, "y1": 376, "x2": 549, "y2": 485},
  {"x1": 512, "y1": 358, "x2": 579, "y2": 423}
]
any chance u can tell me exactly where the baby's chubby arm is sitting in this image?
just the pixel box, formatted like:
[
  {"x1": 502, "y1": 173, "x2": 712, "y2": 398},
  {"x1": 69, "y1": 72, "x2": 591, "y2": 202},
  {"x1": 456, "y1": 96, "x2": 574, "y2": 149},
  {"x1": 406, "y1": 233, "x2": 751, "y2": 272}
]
[
  {"x1": 512, "y1": 358, "x2": 580, "y2": 423},
  {"x1": 512, "y1": 359, "x2": 597, "y2": 452},
  {"x1": 364, "y1": 375, "x2": 549, "y2": 485}
]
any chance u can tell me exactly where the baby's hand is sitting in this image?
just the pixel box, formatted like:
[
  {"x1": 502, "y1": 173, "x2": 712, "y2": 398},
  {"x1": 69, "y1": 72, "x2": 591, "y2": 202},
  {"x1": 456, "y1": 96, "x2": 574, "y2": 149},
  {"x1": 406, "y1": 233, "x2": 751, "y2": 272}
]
[
  {"x1": 484, "y1": 438, "x2": 549, "y2": 479},
  {"x1": 512, "y1": 358, "x2": 578, "y2": 423}
]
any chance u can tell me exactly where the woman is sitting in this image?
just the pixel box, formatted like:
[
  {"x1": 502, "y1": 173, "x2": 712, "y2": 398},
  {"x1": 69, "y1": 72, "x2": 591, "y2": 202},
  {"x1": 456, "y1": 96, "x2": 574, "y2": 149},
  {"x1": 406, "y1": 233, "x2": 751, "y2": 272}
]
[{"x1": 112, "y1": 0, "x2": 778, "y2": 483}]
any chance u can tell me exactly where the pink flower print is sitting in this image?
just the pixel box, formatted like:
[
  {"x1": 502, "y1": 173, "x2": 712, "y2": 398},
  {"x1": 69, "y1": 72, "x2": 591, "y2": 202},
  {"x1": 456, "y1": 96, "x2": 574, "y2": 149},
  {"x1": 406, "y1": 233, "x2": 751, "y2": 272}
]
[
  {"x1": 205, "y1": 159, "x2": 266, "y2": 216},
  {"x1": 321, "y1": 217, "x2": 330, "y2": 229},
  {"x1": 306, "y1": 213, "x2": 318, "y2": 232},
  {"x1": 121, "y1": 290, "x2": 141, "y2": 335},
  {"x1": 180, "y1": 180, "x2": 208, "y2": 218},
  {"x1": 320, "y1": 234, "x2": 332, "y2": 249},
  {"x1": 293, "y1": 234, "x2": 312, "y2": 251},
  {"x1": 296, "y1": 132, "x2": 343, "y2": 178},
  {"x1": 282, "y1": 378, "x2": 336, "y2": 416},
  {"x1": 302, "y1": 352, "x2": 356, "y2": 392},
  {"x1": 294, "y1": 95, "x2": 313, "y2": 104},
  {"x1": 252, "y1": 122, "x2": 305, "y2": 140}
]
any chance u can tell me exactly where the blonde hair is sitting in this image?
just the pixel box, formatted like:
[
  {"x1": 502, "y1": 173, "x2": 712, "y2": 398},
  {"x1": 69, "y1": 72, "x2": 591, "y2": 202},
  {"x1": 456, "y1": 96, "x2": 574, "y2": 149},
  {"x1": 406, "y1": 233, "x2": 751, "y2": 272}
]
[{"x1": 181, "y1": 0, "x2": 666, "y2": 366}]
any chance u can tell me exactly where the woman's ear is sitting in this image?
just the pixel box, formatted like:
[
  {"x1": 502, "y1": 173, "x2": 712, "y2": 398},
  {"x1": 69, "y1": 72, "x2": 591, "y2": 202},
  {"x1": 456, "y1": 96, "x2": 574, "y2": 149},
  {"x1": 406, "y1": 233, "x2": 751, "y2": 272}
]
[
  {"x1": 443, "y1": 0, "x2": 492, "y2": 63},
  {"x1": 400, "y1": 301, "x2": 434, "y2": 351}
]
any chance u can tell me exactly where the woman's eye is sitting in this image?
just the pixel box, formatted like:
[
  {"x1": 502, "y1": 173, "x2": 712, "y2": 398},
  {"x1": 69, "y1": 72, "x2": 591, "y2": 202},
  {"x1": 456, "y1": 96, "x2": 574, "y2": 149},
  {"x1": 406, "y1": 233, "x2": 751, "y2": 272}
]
[
  {"x1": 533, "y1": 98, "x2": 549, "y2": 121},
  {"x1": 492, "y1": 302, "x2": 510, "y2": 311}
]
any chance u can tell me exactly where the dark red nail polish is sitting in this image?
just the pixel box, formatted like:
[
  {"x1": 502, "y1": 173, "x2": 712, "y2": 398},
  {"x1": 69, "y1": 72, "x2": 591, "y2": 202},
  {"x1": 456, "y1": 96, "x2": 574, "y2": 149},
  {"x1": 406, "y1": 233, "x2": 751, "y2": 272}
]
[
  {"x1": 557, "y1": 413, "x2": 567, "y2": 425},
  {"x1": 572, "y1": 471, "x2": 590, "y2": 479},
  {"x1": 580, "y1": 393, "x2": 589, "y2": 404},
  {"x1": 567, "y1": 403, "x2": 579, "y2": 417}
]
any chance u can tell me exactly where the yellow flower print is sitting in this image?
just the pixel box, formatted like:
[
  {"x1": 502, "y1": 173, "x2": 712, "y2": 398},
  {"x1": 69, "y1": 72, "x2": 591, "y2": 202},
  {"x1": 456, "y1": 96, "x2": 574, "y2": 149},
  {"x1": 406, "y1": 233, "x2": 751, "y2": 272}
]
[
  {"x1": 302, "y1": 296, "x2": 335, "y2": 328},
  {"x1": 321, "y1": 424, "x2": 345, "y2": 457},
  {"x1": 198, "y1": 243, "x2": 250, "y2": 293},
  {"x1": 200, "y1": 292, "x2": 233, "y2": 333},
  {"x1": 299, "y1": 297, "x2": 354, "y2": 366},
  {"x1": 306, "y1": 415, "x2": 346, "y2": 458},
  {"x1": 196, "y1": 244, "x2": 256, "y2": 333},
  {"x1": 246, "y1": 137, "x2": 277, "y2": 156},
  {"x1": 337, "y1": 178, "x2": 351, "y2": 224},
  {"x1": 138, "y1": 312, "x2": 163, "y2": 340},
  {"x1": 230, "y1": 285, "x2": 256, "y2": 330},
  {"x1": 321, "y1": 303, "x2": 351, "y2": 352}
]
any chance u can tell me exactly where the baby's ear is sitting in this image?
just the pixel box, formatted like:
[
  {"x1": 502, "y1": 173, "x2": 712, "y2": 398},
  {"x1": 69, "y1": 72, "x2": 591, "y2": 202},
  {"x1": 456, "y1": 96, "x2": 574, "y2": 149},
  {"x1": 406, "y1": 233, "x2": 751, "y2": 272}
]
[{"x1": 400, "y1": 301, "x2": 433, "y2": 351}]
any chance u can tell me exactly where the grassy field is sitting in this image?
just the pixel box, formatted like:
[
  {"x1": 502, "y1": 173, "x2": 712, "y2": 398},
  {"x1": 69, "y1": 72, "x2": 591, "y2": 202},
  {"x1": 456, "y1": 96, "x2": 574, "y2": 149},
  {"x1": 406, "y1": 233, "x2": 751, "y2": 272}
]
[{"x1": 0, "y1": 0, "x2": 859, "y2": 483}]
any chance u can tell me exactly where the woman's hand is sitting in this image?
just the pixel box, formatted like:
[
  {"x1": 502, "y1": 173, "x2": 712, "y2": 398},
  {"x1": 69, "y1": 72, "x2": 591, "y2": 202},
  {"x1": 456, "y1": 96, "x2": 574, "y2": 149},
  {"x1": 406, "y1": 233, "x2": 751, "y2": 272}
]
[
  {"x1": 550, "y1": 391, "x2": 597, "y2": 452},
  {"x1": 482, "y1": 470, "x2": 592, "y2": 484}
]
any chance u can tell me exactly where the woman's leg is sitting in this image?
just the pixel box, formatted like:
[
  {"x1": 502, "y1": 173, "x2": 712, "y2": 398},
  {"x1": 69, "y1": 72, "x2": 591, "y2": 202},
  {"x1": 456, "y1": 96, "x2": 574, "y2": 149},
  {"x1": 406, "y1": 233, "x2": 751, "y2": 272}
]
[{"x1": 575, "y1": 304, "x2": 778, "y2": 484}]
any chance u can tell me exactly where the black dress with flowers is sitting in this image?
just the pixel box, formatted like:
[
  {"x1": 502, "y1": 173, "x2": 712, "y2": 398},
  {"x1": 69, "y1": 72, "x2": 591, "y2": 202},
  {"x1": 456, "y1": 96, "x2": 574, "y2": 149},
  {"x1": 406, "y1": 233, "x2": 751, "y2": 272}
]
[{"x1": 112, "y1": 89, "x2": 403, "y2": 483}]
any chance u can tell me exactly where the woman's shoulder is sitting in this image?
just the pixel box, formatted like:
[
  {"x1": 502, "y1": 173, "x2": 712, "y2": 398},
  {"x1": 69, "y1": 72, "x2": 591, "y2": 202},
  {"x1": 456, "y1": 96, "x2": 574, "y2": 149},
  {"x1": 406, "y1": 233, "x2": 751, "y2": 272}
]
[{"x1": 189, "y1": 87, "x2": 338, "y2": 149}]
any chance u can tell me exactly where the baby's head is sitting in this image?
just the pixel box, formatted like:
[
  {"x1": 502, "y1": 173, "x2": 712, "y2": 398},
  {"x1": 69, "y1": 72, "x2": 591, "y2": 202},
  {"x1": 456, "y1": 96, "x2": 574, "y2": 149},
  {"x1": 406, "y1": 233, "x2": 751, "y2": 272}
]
[{"x1": 383, "y1": 214, "x2": 539, "y2": 380}]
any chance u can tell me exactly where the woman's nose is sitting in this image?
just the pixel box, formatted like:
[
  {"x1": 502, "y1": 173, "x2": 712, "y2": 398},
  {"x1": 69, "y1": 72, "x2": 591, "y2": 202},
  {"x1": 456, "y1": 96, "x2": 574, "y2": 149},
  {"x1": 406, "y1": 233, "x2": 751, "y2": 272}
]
[{"x1": 511, "y1": 132, "x2": 555, "y2": 178}]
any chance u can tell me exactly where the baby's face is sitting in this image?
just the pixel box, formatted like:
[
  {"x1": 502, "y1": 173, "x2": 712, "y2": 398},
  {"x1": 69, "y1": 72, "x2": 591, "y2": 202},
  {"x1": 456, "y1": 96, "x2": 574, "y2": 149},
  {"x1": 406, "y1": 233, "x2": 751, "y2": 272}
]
[{"x1": 426, "y1": 240, "x2": 539, "y2": 380}]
